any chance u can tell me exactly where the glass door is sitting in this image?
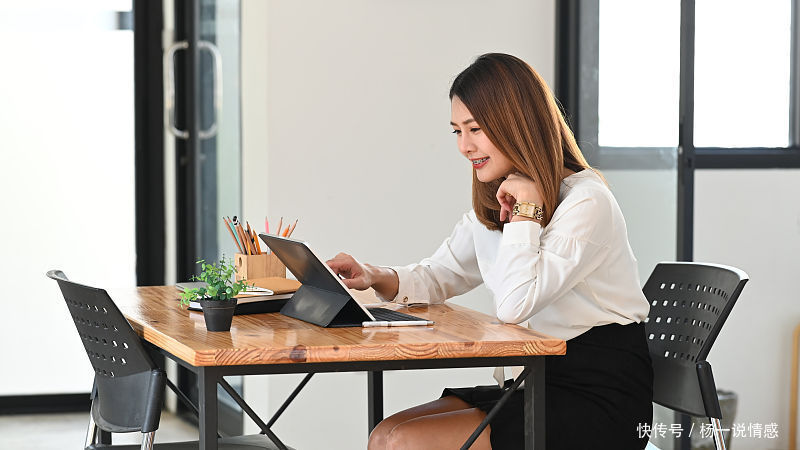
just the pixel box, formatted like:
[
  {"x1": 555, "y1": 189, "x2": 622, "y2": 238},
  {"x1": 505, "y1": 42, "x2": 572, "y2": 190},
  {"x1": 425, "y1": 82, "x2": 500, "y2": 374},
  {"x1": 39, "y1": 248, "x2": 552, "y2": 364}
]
[
  {"x1": 163, "y1": 0, "x2": 242, "y2": 283},
  {"x1": 156, "y1": 0, "x2": 244, "y2": 434}
]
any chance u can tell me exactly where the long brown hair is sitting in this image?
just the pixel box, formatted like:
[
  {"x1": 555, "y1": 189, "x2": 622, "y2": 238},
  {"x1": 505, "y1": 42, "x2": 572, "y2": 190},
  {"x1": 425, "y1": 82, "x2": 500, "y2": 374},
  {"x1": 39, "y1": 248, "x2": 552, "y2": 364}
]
[{"x1": 450, "y1": 53, "x2": 596, "y2": 230}]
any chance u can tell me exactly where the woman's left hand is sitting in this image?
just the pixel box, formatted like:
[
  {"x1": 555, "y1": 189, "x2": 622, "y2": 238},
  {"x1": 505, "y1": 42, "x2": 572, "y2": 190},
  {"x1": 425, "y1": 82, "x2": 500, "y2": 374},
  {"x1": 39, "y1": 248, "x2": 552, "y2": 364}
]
[{"x1": 496, "y1": 173, "x2": 544, "y2": 222}]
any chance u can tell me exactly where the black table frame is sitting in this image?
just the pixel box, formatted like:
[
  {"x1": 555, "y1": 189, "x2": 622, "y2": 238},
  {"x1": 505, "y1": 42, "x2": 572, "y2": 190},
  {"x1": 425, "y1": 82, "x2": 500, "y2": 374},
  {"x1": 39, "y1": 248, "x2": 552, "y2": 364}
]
[{"x1": 152, "y1": 346, "x2": 547, "y2": 450}]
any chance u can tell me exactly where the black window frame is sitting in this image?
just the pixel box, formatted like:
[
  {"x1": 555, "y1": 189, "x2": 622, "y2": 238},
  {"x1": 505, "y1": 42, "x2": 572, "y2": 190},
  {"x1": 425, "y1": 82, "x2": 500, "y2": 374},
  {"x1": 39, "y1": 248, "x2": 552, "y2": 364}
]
[{"x1": 558, "y1": 0, "x2": 800, "y2": 170}]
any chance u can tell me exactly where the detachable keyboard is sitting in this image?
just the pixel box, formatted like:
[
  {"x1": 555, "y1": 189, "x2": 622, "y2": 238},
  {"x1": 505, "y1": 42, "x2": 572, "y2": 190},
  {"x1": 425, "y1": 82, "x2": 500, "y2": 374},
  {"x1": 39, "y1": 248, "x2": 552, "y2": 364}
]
[{"x1": 367, "y1": 307, "x2": 424, "y2": 322}]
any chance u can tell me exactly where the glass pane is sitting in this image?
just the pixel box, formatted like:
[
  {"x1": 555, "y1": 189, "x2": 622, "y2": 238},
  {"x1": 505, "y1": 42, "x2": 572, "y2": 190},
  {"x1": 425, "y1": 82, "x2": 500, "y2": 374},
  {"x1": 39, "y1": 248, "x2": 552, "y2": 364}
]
[
  {"x1": 598, "y1": 0, "x2": 680, "y2": 147},
  {"x1": 694, "y1": 0, "x2": 791, "y2": 148},
  {"x1": 200, "y1": 0, "x2": 244, "y2": 412},
  {"x1": 0, "y1": 1, "x2": 134, "y2": 395},
  {"x1": 197, "y1": 0, "x2": 242, "y2": 263}
]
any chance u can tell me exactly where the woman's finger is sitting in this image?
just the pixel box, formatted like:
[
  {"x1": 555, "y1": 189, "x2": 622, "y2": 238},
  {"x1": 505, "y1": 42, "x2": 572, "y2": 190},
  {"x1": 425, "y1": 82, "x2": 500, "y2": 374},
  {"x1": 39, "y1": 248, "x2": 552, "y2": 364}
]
[
  {"x1": 497, "y1": 192, "x2": 514, "y2": 210},
  {"x1": 341, "y1": 273, "x2": 369, "y2": 290},
  {"x1": 327, "y1": 253, "x2": 357, "y2": 275},
  {"x1": 326, "y1": 259, "x2": 346, "y2": 272}
]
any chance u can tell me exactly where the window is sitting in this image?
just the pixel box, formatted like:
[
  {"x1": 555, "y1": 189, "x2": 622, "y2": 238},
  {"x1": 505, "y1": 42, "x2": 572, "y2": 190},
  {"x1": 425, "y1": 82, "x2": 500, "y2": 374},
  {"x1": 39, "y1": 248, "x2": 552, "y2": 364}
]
[
  {"x1": 562, "y1": 0, "x2": 800, "y2": 169},
  {"x1": 598, "y1": 0, "x2": 680, "y2": 148},
  {"x1": 0, "y1": 1, "x2": 135, "y2": 396},
  {"x1": 694, "y1": 0, "x2": 792, "y2": 148}
]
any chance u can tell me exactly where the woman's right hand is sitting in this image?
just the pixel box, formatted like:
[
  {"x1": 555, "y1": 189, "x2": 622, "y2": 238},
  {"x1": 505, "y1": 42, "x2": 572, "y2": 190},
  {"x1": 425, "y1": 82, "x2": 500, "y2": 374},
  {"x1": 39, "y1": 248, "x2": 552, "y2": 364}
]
[{"x1": 326, "y1": 253, "x2": 374, "y2": 290}]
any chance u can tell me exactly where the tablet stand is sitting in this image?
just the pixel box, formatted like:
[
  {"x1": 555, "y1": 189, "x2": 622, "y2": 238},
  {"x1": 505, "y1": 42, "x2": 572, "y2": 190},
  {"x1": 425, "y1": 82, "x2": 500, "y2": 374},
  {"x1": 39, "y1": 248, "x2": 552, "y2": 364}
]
[{"x1": 280, "y1": 285, "x2": 368, "y2": 327}]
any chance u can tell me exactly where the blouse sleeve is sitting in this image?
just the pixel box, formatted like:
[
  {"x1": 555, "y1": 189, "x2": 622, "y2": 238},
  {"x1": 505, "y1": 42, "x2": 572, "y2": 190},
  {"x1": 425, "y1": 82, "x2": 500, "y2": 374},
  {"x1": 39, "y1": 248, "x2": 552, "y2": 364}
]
[
  {"x1": 379, "y1": 212, "x2": 484, "y2": 304},
  {"x1": 486, "y1": 193, "x2": 613, "y2": 324}
]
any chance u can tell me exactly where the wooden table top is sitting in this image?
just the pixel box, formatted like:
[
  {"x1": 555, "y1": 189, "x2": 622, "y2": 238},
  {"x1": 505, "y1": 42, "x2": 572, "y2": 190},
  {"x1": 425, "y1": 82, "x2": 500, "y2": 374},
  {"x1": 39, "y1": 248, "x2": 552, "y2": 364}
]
[{"x1": 109, "y1": 286, "x2": 566, "y2": 367}]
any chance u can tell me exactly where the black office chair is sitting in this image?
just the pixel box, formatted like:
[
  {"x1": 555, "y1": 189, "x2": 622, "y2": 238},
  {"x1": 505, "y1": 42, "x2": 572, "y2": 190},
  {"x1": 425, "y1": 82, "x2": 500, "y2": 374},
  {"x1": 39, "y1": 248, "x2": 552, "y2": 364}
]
[
  {"x1": 47, "y1": 270, "x2": 292, "y2": 450},
  {"x1": 643, "y1": 262, "x2": 748, "y2": 450}
]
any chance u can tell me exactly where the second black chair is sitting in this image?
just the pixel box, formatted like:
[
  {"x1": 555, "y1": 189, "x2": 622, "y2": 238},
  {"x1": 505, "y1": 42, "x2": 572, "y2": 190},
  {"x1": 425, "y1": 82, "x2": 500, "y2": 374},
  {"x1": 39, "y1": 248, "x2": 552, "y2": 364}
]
[
  {"x1": 643, "y1": 262, "x2": 748, "y2": 450},
  {"x1": 47, "y1": 270, "x2": 292, "y2": 450}
]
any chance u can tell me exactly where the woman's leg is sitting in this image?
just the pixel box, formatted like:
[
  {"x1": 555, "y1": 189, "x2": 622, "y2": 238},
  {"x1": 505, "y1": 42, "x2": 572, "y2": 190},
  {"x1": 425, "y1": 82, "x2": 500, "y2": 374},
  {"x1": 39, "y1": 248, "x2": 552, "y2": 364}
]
[
  {"x1": 368, "y1": 396, "x2": 483, "y2": 450},
  {"x1": 385, "y1": 407, "x2": 491, "y2": 450}
]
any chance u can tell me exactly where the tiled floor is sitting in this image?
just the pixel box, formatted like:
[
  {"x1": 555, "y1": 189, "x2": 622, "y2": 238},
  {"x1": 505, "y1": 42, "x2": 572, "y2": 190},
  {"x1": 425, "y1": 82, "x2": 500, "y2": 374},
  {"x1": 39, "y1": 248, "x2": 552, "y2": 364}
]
[{"x1": 0, "y1": 411, "x2": 198, "y2": 449}]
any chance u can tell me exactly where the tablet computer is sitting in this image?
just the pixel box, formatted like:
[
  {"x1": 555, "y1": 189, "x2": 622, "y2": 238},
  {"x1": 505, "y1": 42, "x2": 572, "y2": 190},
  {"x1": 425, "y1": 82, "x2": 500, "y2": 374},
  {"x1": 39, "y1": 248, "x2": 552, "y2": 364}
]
[{"x1": 258, "y1": 233, "x2": 429, "y2": 328}]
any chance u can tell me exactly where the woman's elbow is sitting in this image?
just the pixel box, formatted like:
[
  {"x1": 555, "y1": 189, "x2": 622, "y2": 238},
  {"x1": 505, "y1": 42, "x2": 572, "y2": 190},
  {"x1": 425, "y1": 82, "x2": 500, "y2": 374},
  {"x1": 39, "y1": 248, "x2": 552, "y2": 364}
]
[
  {"x1": 494, "y1": 287, "x2": 537, "y2": 324},
  {"x1": 495, "y1": 306, "x2": 530, "y2": 325}
]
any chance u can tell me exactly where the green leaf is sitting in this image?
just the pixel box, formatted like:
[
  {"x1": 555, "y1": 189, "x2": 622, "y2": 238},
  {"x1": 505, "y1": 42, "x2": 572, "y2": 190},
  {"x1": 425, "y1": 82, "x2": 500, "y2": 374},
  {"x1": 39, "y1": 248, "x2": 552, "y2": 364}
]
[{"x1": 184, "y1": 256, "x2": 245, "y2": 301}]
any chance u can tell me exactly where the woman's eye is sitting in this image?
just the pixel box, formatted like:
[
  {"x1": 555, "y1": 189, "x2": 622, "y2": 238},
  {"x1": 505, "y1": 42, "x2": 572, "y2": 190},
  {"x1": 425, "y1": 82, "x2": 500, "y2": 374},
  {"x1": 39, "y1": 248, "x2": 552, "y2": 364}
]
[
  {"x1": 452, "y1": 129, "x2": 461, "y2": 135},
  {"x1": 470, "y1": 127, "x2": 481, "y2": 133}
]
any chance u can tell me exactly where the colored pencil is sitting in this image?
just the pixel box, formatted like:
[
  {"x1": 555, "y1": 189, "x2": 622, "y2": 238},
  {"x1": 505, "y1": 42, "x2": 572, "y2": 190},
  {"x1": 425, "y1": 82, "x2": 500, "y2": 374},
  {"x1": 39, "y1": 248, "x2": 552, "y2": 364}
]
[
  {"x1": 223, "y1": 217, "x2": 244, "y2": 253},
  {"x1": 247, "y1": 221, "x2": 262, "y2": 254},
  {"x1": 237, "y1": 223, "x2": 252, "y2": 255},
  {"x1": 287, "y1": 219, "x2": 298, "y2": 238}
]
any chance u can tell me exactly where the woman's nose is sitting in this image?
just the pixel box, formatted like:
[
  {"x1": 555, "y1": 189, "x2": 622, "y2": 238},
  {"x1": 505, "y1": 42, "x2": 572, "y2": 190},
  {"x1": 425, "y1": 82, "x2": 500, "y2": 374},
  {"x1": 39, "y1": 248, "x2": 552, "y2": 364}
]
[{"x1": 458, "y1": 135, "x2": 474, "y2": 155}]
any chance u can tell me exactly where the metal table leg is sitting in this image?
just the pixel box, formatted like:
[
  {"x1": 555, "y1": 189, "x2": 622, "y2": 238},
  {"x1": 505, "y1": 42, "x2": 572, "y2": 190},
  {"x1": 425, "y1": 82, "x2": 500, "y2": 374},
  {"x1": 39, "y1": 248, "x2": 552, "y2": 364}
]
[
  {"x1": 368, "y1": 371, "x2": 384, "y2": 434},
  {"x1": 198, "y1": 367, "x2": 219, "y2": 450},
  {"x1": 524, "y1": 358, "x2": 546, "y2": 450}
]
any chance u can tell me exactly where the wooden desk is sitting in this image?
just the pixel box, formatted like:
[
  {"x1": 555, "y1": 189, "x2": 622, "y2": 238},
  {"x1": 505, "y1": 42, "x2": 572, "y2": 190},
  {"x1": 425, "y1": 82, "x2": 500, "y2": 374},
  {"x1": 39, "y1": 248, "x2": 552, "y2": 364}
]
[{"x1": 111, "y1": 286, "x2": 566, "y2": 450}]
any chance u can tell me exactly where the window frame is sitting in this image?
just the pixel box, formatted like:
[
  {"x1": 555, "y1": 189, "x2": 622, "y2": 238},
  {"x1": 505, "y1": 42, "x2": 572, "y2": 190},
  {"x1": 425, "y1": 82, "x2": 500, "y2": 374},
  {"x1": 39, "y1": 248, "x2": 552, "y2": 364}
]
[{"x1": 558, "y1": 0, "x2": 800, "y2": 171}]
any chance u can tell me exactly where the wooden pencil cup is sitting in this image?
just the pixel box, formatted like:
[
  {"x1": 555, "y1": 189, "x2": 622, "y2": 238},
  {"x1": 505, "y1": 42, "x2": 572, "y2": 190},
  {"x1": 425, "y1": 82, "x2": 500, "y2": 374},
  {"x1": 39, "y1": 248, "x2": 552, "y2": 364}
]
[{"x1": 234, "y1": 253, "x2": 286, "y2": 281}]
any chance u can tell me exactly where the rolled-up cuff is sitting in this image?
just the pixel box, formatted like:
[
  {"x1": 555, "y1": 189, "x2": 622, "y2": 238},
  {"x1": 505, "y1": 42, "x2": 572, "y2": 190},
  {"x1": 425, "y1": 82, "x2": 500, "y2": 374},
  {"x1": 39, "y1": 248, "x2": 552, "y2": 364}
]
[
  {"x1": 501, "y1": 220, "x2": 542, "y2": 247},
  {"x1": 375, "y1": 265, "x2": 413, "y2": 304}
]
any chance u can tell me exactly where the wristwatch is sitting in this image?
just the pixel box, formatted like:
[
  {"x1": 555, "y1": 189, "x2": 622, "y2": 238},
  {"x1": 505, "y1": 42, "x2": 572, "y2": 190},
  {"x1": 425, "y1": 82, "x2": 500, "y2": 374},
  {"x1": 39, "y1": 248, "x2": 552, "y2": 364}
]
[{"x1": 512, "y1": 201, "x2": 544, "y2": 221}]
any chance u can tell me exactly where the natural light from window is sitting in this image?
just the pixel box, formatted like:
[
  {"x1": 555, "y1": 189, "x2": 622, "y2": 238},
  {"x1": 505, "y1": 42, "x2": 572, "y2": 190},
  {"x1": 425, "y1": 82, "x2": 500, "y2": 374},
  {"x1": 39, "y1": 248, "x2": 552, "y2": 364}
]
[
  {"x1": 598, "y1": 0, "x2": 680, "y2": 148},
  {"x1": 694, "y1": 0, "x2": 791, "y2": 148},
  {"x1": 0, "y1": 1, "x2": 135, "y2": 396},
  {"x1": 598, "y1": 0, "x2": 791, "y2": 149}
]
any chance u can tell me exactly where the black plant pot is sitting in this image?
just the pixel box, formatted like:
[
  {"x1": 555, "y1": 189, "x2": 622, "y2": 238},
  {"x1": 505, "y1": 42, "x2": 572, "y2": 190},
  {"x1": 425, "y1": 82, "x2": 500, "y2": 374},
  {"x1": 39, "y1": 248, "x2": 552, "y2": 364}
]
[{"x1": 199, "y1": 299, "x2": 238, "y2": 332}]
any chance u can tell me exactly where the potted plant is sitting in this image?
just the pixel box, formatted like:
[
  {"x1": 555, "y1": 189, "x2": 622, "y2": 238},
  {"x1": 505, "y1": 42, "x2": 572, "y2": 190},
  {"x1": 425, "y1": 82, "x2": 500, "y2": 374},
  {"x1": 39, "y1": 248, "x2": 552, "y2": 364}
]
[{"x1": 180, "y1": 258, "x2": 249, "y2": 331}]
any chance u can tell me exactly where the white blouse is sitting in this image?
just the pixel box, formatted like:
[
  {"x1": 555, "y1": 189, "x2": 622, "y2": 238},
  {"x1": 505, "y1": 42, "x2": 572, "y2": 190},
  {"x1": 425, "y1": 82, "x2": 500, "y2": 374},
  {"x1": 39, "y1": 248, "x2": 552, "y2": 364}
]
[{"x1": 382, "y1": 169, "x2": 649, "y2": 342}]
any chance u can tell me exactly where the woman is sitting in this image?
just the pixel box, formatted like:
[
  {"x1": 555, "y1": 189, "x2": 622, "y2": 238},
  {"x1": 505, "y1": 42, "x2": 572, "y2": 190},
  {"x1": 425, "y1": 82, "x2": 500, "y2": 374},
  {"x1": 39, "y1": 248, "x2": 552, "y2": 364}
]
[{"x1": 327, "y1": 53, "x2": 653, "y2": 450}]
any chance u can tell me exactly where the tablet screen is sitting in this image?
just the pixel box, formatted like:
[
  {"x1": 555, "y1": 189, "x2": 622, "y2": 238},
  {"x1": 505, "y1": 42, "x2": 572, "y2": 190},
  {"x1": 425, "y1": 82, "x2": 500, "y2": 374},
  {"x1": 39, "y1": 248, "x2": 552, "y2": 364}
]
[{"x1": 259, "y1": 234, "x2": 351, "y2": 296}]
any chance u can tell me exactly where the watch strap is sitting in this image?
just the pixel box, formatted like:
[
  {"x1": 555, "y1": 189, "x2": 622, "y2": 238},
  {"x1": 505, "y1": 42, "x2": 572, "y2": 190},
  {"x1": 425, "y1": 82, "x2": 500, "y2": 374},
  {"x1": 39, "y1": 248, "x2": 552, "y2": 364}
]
[{"x1": 512, "y1": 201, "x2": 544, "y2": 221}]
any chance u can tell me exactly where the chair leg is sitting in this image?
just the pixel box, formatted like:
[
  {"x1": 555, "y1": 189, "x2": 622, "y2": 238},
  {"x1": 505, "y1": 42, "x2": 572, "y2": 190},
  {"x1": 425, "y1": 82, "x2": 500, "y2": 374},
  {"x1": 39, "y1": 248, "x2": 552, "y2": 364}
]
[
  {"x1": 710, "y1": 417, "x2": 727, "y2": 450},
  {"x1": 141, "y1": 431, "x2": 155, "y2": 450},
  {"x1": 84, "y1": 412, "x2": 99, "y2": 448}
]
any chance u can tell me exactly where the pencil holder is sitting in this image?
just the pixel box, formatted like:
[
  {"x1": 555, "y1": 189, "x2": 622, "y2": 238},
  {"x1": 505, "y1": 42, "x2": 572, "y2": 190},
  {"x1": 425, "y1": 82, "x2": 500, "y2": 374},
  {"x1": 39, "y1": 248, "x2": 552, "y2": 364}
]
[{"x1": 234, "y1": 253, "x2": 286, "y2": 281}]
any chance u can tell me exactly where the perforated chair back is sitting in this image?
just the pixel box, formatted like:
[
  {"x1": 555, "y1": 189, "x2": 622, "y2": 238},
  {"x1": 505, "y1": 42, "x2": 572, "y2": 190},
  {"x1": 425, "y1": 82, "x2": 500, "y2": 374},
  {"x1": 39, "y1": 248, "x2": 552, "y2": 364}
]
[
  {"x1": 643, "y1": 262, "x2": 748, "y2": 418},
  {"x1": 47, "y1": 270, "x2": 165, "y2": 434}
]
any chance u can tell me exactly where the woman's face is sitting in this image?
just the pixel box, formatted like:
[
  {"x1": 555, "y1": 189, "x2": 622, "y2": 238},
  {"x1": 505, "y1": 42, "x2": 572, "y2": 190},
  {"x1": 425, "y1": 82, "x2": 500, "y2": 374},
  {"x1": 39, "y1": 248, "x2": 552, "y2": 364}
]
[{"x1": 450, "y1": 96, "x2": 514, "y2": 183}]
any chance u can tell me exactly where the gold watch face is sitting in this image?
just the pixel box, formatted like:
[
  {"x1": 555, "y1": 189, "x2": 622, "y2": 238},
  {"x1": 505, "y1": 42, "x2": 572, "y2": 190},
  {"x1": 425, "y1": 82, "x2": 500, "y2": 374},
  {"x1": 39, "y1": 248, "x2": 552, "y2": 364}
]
[{"x1": 512, "y1": 202, "x2": 543, "y2": 220}]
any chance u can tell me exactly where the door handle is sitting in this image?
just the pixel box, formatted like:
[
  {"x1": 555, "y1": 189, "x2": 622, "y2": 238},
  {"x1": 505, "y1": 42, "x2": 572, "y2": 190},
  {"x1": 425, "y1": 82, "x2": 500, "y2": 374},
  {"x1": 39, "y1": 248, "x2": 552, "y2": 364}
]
[
  {"x1": 164, "y1": 40, "x2": 189, "y2": 139},
  {"x1": 197, "y1": 40, "x2": 222, "y2": 140},
  {"x1": 163, "y1": 40, "x2": 223, "y2": 140}
]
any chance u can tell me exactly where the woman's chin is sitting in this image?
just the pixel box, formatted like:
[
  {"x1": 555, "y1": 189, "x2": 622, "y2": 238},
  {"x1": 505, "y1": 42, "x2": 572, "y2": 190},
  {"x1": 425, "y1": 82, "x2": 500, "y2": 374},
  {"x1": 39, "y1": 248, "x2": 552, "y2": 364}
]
[{"x1": 476, "y1": 170, "x2": 501, "y2": 183}]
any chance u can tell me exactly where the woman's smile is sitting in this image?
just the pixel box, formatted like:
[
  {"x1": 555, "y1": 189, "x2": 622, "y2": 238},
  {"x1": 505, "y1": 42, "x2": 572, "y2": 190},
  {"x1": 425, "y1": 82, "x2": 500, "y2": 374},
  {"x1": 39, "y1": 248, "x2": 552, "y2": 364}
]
[{"x1": 471, "y1": 156, "x2": 490, "y2": 168}]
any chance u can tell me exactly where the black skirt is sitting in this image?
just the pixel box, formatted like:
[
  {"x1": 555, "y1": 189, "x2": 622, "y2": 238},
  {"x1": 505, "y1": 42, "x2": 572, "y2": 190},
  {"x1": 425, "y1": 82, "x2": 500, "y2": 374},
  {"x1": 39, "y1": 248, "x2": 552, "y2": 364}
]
[{"x1": 442, "y1": 322, "x2": 653, "y2": 450}]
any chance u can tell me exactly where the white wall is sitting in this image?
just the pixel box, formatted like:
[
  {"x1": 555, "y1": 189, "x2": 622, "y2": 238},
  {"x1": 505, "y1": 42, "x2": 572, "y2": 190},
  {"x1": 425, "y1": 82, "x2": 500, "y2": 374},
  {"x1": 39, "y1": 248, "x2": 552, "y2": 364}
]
[
  {"x1": 693, "y1": 169, "x2": 800, "y2": 450},
  {"x1": 240, "y1": 1, "x2": 555, "y2": 448},
  {"x1": 603, "y1": 169, "x2": 678, "y2": 280}
]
